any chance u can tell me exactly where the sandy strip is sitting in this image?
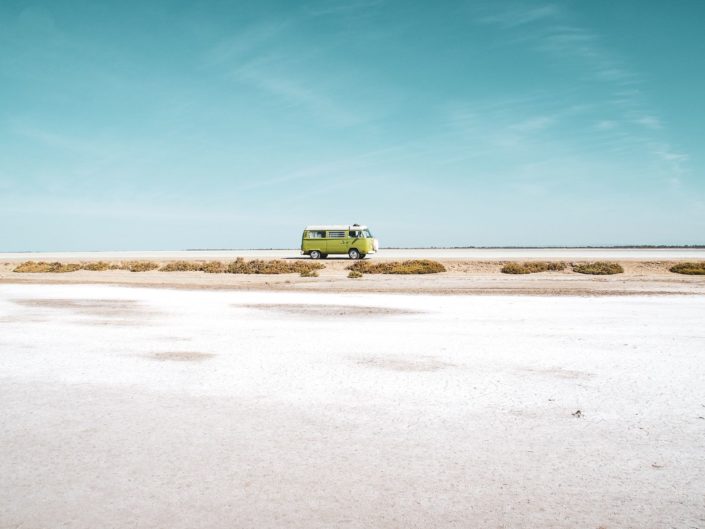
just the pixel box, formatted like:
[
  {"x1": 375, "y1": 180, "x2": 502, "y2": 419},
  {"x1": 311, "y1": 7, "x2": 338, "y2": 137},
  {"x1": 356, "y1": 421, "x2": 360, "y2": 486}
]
[{"x1": 1, "y1": 257, "x2": 704, "y2": 296}]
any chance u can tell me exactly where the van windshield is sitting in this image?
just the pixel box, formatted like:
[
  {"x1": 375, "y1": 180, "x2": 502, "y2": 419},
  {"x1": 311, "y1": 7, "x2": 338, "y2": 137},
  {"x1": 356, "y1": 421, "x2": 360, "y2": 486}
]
[{"x1": 363, "y1": 229, "x2": 373, "y2": 238}]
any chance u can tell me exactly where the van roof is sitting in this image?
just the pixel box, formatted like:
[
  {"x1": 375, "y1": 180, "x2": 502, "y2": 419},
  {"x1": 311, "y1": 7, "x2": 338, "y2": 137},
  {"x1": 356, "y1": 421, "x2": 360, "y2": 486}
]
[{"x1": 305, "y1": 225, "x2": 368, "y2": 231}]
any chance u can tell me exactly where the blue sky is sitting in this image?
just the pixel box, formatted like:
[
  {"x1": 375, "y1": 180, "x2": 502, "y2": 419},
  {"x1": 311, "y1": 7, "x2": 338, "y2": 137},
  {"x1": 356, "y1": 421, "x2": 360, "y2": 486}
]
[{"x1": 1, "y1": 0, "x2": 704, "y2": 250}]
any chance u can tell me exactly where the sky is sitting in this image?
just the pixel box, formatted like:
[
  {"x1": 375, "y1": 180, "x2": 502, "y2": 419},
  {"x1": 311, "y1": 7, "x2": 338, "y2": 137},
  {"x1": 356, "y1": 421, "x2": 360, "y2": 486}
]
[{"x1": 1, "y1": 0, "x2": 704, "y2": 250}]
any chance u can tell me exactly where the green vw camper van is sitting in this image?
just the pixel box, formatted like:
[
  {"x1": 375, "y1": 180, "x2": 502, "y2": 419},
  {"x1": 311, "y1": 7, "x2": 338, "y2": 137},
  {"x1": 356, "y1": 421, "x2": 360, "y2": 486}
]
[{"x1": 301, "y1": 224, "x2": 379, "y2": 259}]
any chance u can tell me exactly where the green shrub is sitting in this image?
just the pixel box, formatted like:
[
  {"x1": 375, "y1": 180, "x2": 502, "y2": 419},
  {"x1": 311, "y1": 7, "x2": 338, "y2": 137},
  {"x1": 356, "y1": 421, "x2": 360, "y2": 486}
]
[
  {"x1": 347, "y1": 259, "x2": 446, "y2": 275},
  {"x1": 82, "y1": 261, "x2": 111, "y2": 271},
  {"x1": 501, "y1": 261, "x2": 566, "y2": 274},
  {"x1": 348, "y1": 271, "x2": 363, "y2": 279},
  {"x1": 13, "y1": 261, "x2": 82, "y2": 273},
  {"x1": 300, "y1": 270, "x2": 319, "y2": 277},
  {"x1": 572, "y1": 261, "x2": 624, "y2": 275},
  {"x1": 226, "y1": 258, "x2": 325, "y2": 275},
  {"x1": 669, "y1": 262, "x2": 705, "y2": 275}
]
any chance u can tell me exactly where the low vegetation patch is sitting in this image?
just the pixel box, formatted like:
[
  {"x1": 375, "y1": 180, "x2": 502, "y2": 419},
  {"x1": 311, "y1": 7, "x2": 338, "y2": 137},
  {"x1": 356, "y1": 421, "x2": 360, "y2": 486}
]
[
  {"x1": 157, "y1": 260, "x2": 227, "y2": 273},
  {"x1": 501, "y1": 262, "x2": 530, "y2": 274},
  {"x1": 347, "y1": 259, "x2": 446, "y2": 275},
  {"x1": 669, "y1": 262, "x2": 705, "y2": 275},
  {"x1": 226, "y1": 258, "x2": 325, "y2": 275},
  {"x1": 501, "y1": 261, "x2": 566, "y2": 274},
  {"x1": 118, "y1": 261, "x2": 160, "y2": 272},
  {"x1": 13, "y1": 261, "x2": 82, "y2": 273},
  {"x1": 82, "y1": 261, "x2": 111, "y2": 271},
  {"x1": 572, "y1": 261, "x2": 624, "y2": 275},
  {"x1": 348, "y1": 271, "x2": 363, "y2": 279},
  {"x1": 201, "y1": 261, "x2": 227, "y2": 273},
  {"x1": 159, "y1": 261, "x2": 203, "y2": 272},
  {"x1": 12, "y1": 258, "x2": 321, "y2": 275}
]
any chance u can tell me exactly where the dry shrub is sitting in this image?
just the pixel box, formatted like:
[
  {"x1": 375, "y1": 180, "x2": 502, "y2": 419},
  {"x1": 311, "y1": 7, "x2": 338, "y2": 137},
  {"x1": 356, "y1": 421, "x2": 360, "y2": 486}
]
[
  {"x1": 669, "y1": 262, "x2": 705, "y2": 275},
  {"x1": 572, "y1": 261, "x2": 624, "y2": 275},
  {"x1": 348, "y1": 271, "x2": 363, "y2": 279},
  {"x1": 201, "y1": 261, "x2": 227, "y2": 273},
  {"x1": 347, "y1": 259, "x2": 446, "y2": 274},
  {"x1": 226, "y1": 258, "x2": 251, "y2": 274},
  {"x1": 13, "y1": 261, "x2": 82, "y2": 273},
  {"x1": 160, "y1": 261, "x2": 203, "y2": 272},
  {"x1": 501, "y1": 262, "x2": 530, "y2": 274},
  {"x1": 544, "y1": 261, "x2": 567, "y2": 271},
  {"x1": 501, "y1": 261, "x2": 566, "y2": 274},
  {"x1": 158, "y1": 260, "x2": 227, "y2": 273},
  {"x1": 119, "y1": 261, "x2": 160, "y2": 272},
  {"x1": 300, "y1": 270, "x2": 319, "y2": 277},
  {"x1": 226, "y1": 258, "x2": 325, "y2": 275},
  {"x1": 82, "y1": 261, "x2": 111, "y2": 271}
]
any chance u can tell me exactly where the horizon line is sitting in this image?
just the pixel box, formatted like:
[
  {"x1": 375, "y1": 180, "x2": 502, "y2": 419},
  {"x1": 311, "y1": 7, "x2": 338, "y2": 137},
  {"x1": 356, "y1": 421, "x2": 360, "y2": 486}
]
[{"x1": 2, "y1": 244, "x2": 705, "y2": 254}]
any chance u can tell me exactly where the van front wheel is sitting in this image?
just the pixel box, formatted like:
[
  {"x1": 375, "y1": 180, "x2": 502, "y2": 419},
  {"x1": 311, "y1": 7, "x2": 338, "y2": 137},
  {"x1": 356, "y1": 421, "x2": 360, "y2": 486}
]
[
  {"x1": 310, "y1": 250, "x2": 322, "y2": 259},
  {"x1": 348, "y1": 249, "x2": 361, "y2": 260}
]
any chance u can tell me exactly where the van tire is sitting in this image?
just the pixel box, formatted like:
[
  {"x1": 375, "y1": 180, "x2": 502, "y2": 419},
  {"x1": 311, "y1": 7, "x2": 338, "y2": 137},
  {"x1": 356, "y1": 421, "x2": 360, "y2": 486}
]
[
  {"x1": 360, "y1": 254, "x2": 367, "y2": 259},
  {"x1": 310, "y1": 250, "x2": 322, "y2": 259},
  {"x1": 348, "y1": 249, "x2": 361, "y2": 260}
]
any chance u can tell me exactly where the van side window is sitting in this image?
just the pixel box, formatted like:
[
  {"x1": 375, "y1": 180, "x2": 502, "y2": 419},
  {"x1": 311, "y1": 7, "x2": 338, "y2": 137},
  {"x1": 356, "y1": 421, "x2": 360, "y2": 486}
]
[
  {"x1": 349, "y1": 230, "x2": 361, "y2": 238},
  {"x1": 307, "y1": 231, "x2": 325, "y2": 239},
  {"x1": 328, "y1": 231, "x2": 345, "y2": 238}
]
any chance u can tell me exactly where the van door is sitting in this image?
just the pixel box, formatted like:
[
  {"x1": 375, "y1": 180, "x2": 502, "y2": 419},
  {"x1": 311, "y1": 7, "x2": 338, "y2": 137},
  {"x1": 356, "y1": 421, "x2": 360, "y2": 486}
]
[
  {"x1": 326, "y1": 230, "x2": 346, "y2": 254},
  {"x1": 348, "y1": 230, "x2": 363, "y2": 253}
]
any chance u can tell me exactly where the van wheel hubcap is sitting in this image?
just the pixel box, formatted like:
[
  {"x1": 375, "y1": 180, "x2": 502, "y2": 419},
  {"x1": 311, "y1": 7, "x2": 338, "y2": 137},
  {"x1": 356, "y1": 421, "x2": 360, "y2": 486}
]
[
  {"x1": 311, "y1": 251, "x2": 321, "y2": 259},
  {"x1": 349, "y1": 249, "x2": 360, "y2": 259}
]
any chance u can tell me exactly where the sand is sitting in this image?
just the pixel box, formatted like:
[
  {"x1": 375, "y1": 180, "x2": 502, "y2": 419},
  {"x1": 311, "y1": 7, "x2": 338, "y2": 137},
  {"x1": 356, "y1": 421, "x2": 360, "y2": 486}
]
[
  {"x1": 1, "y1": 283, "x2": 704, "y2": 528},
  {"x1": 1, "y1": 249, "x2": 705, "y2": 296}
]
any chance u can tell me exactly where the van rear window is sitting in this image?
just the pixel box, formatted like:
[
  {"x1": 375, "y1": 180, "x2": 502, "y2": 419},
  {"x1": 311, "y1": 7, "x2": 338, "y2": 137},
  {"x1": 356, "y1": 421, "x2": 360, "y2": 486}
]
[{"x1": 307, "y1": 231, "x2": 325, "y2": 239}]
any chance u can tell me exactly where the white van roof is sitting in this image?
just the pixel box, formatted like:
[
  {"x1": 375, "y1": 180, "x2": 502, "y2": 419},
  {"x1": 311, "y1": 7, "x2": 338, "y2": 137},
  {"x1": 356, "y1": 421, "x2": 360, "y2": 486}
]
[{"x1": 305, "y1": 225, "x2": 368, "y2": 231}]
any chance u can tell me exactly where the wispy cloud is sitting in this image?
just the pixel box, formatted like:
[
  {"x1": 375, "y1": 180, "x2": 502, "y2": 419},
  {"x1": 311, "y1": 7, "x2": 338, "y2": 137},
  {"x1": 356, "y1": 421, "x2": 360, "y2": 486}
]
[
  {"x1": 304, "y1": 0, "x2": 385, "y2": 18},
  {"x1": 472, "y1": 2, "x2": 690, "y2": 179},
  {"x1": 204, "y1": 17, "x2": 380, "y2": 128},
  {"x1": 478, "y1": 4, "x2": 559, "y2": 28},
  {"x1": 204, "y1": 20, "x2": 292, "y2": 66},
  {"x1": 509, "y1": 116, "x2": 554, "y2": 132},
  {"x1": 596, "y1": 120, "x2": 618, "y2": 130},
  {"x1": 231, "y1": 56, "x2": 369, "y2": 127},
  {"x1": 634, "y1": 115, "x2": 661, "y2": 129}
]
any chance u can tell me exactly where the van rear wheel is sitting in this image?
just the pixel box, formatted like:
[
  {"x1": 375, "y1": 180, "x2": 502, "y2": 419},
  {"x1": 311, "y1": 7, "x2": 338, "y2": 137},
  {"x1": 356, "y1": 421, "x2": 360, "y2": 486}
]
[
  {"x1": 348, "y1": 249, "x2": 361, "y2": 260},
  {"x1": 310, "y1": 250, "x2": 322, "y2": 259}
]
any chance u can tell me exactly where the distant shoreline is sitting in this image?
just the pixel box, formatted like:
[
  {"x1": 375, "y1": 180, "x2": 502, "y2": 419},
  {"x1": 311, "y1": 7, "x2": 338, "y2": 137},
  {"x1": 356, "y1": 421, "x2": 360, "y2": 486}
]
[
  {"x1": 184, "y1": 245, "x2": 705, "y2": 251},
  {"x1": 4, "y1": 245, "x2": 704, "y2": 254}
]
